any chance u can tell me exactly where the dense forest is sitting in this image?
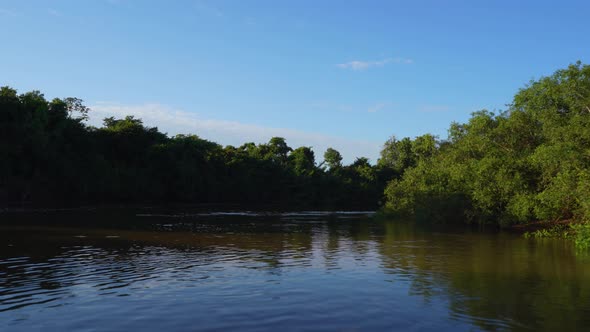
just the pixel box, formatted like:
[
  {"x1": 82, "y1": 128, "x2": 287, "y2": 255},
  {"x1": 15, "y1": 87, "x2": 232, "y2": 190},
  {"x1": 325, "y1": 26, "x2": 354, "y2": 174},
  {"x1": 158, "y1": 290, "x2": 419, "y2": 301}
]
[
  {"x1": 0, "y1": 87, "x2": 393, "y2": 210},
  {"x1": 382, "y1": 62, "x2": 590, "y2": 223},
  {"x1": 380, "y1": 62, "x2": 590, "y2": 247},
  {"x1": 2, "y1": 62, "x2": 590, "y2": 244}
]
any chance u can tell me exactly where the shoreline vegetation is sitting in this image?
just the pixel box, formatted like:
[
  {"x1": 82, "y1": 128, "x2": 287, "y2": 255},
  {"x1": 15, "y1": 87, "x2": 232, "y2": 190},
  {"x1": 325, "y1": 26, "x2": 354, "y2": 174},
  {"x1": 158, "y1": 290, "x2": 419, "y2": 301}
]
[{"x1": 1, "y1": 62, "x2": 589, "y2": 248}]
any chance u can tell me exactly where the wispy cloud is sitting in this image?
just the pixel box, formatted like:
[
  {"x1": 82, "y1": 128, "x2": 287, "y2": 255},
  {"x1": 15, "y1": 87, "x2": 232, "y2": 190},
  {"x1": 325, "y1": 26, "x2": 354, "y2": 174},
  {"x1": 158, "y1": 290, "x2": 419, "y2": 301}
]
[
  {"x1": 48, "y1": 9, "x2": 61, "y2": 16},
  {"x1": 87, "y1": 103, "x2": 381, "y2": 163},
  {"x1": 193, "y1": 1, "x2": 224, "y2": 18},
  {"x1": 367, "y1": 102, "x2": 391, "y2": 113},
  {"x1": 337, "y1": 57, "x2": 413, "y2": 71}
]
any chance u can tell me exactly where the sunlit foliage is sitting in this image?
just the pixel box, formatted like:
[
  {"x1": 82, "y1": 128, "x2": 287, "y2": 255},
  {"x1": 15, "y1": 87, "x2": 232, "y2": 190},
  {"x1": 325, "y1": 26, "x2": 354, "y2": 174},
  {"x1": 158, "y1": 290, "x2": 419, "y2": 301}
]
[{"x1": 382, "y1": 62, "x2": 590, "y2": 238}]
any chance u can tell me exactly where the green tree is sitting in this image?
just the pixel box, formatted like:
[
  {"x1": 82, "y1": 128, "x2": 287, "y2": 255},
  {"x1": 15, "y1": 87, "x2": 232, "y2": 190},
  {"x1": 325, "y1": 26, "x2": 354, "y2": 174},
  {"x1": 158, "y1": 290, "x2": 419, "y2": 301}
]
[
  {"x1": 268, "y1": 137, "x2": 292, "y2": 164},
  {"x1": 289, "y1": 146, "x2": 316, "y2": 176},
  {"x1": 323, "y1": 147, "x2": 343, "y2": 170},
  {"x1": 378, "y1": 136, "x2": 415, "y2": 173}
]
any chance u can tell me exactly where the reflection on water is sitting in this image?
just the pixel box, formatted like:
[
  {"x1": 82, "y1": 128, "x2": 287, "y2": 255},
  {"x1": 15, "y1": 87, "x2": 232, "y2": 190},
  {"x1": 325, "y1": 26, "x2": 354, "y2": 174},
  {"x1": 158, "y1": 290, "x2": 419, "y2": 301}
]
[{"x1": 1, "y1": 210, "x2": 589, "y2": 331}]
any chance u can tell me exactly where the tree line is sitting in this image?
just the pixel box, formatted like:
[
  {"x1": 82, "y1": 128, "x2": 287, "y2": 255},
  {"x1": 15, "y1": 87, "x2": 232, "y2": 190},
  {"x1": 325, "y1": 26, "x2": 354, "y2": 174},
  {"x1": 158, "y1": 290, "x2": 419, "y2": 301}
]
[
  {"x1": 381, "y1": 62, "x2": 590, "y2": 233},
  {"x1": 2, "y1": 62, "x2": 590, "y2": 234},
  {"x1": 0, "y1": 87, "x2": 393, "y2": 210}
]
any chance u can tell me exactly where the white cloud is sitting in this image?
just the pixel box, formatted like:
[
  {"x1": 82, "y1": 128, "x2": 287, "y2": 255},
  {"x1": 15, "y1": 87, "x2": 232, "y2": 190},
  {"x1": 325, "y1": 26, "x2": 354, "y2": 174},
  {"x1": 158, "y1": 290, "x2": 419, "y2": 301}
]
[
  {"x1": 87, "y1": 103, "x2": 381, "y2": 164},
  {"x1": 367, "y1": 102, "x2": 390, "y2": 113},
  {"x1": 337, "y1": 57, "x2": 413, "y2": 71}
]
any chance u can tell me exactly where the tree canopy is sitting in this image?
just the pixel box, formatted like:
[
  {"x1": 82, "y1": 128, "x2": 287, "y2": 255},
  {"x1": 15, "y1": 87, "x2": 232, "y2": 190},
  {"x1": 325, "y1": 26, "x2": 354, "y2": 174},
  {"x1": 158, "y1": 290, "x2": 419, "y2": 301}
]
[
  {"x1": 382, "y1": 61, "x2": 590, "y2": 227},
  {"x1": 3, "y1": 62, "x2": 590, "y2": 231},
  {"x1": 0, "y1": 93, "x2": 391, "y2": 210}
]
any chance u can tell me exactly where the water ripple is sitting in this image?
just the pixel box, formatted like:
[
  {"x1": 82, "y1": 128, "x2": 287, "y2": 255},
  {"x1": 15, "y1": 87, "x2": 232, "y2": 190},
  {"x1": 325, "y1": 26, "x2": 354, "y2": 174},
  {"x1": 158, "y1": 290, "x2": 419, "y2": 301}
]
[{"x1": 1, "y1": 217, "x2": 589, "y2": 331}]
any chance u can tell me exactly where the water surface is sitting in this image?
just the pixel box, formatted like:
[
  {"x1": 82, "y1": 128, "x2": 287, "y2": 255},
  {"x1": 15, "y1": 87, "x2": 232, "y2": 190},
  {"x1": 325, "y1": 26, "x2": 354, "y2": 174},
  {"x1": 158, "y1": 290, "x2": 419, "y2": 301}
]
[{"x1": 1, "y1": 209, "x2": 589, "y2": 331}]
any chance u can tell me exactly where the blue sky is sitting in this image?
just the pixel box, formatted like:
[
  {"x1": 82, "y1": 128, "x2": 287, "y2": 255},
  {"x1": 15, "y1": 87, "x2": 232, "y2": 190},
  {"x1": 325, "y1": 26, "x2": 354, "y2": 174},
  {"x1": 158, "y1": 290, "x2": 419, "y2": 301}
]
[{"x1": 2, "y1": 0, "x2": 589, "y2": 163}]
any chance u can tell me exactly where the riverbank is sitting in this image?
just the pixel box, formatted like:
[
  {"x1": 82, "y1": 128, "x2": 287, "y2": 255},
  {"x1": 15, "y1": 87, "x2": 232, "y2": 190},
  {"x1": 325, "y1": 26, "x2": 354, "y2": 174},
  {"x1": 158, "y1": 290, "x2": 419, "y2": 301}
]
[
  {"x1": 510, "y1": 219, "x2": 590, "y2": 250},
  {"x1": 375, "y1": 208, "x2": 590, "y2": 250}
]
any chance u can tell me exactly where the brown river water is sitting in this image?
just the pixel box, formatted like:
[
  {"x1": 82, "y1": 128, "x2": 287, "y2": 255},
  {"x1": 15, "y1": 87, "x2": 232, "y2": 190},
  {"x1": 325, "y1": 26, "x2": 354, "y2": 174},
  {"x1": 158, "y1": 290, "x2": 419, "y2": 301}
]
[{"x1": 1, "y1": 209, "x2": 589, "y2": 331}]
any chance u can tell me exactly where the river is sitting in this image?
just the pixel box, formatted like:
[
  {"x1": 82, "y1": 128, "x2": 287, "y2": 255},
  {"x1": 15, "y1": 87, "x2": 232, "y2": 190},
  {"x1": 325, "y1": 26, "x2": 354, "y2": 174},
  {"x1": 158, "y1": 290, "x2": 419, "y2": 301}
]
[{"x1": 1, "y1": 209, "x2": 589, "y2": 331}]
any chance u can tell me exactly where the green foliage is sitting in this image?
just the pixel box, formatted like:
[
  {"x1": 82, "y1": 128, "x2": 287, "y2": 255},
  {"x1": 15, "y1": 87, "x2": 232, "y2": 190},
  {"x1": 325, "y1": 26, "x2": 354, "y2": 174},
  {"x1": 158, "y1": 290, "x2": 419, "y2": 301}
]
[
  {"x1": 5, "y1": 62, "x2": 590, "y2": 223},
  {"x1": 289, "y1": 147, "x2": 316, "y2": 176},
  {"x1": 323, "y1": 147, "x2": 343, "y2": 170},
  {"x1": 378, "y1": 136, "x2": 415, "y2": 173},
  {"x1": 0, "y1": 92, "x2": 392, "y2": 210},
  {"x1": 523, "y1": 224, "x2": 575, "y2": 239},
  {"x1": 267, "y1": 137, "x2": 292, "y2": 164},
  {"x1": 523, "y1": 222, "x2": 590, "y2": 251},
  {"x1": 382, "y1": 62, "x2": 590, "y2": 229},
  {"x1": 572, "y1": 222, "x2": 590, "y2": 250}
]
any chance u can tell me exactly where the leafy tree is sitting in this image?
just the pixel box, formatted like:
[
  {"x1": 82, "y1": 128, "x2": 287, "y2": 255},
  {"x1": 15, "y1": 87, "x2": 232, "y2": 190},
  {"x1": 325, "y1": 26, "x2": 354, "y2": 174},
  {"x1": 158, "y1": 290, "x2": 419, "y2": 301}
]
[
  {"x1": 378, "y1": 136, "x2": 415, "y2": 173},
  {"x1": 289, "y1": 147, "x2": 316, "y2": 176},
  {"x1": 323, "y1": 147, "x2": 343, "y2": 170},
  {"x1": 268, "y1": 137, "x2": 292, "y2": 164},
  {"x1": 0, "y1": 86, "x2": 384, "y2": 210},
  {"x1": 383, "y1": 62, "x2": 590, "y2": 230}
]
